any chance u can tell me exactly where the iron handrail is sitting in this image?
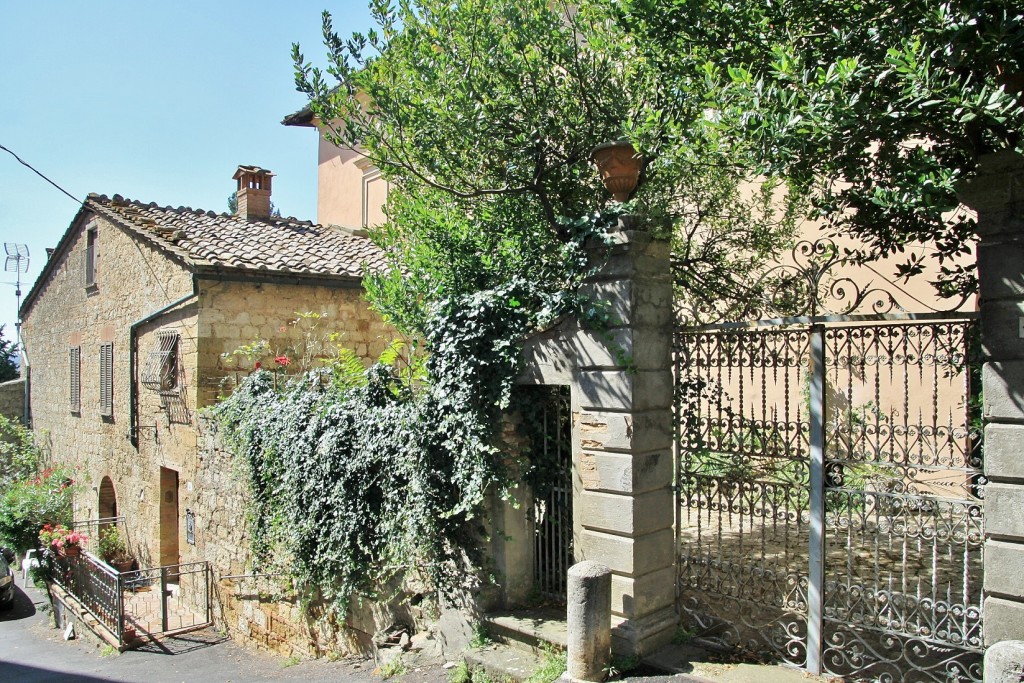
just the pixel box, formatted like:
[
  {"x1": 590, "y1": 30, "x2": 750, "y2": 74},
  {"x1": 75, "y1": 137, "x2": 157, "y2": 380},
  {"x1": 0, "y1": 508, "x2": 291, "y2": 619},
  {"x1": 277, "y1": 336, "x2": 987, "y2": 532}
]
[
  {"x1": 51, "y1": 554, "x2": 212, "y2": 645},
  {"x1": 51, "y1": 551, "x2": 123, "y2": 641}
]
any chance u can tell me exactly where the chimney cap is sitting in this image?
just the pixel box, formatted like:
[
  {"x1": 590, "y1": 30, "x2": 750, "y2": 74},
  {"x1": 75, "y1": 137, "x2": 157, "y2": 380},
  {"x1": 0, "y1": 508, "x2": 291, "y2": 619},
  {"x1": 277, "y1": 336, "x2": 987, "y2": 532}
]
[{"x1": 233, "y1": 165, "x2": 275, "y2": 181}]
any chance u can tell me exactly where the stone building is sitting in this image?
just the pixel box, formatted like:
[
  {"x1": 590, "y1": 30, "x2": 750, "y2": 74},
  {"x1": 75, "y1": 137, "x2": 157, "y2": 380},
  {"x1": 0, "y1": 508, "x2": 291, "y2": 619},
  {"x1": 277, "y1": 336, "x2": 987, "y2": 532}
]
[{"x1": 20, "y1": 165, "x2": 392, "y2": 572}]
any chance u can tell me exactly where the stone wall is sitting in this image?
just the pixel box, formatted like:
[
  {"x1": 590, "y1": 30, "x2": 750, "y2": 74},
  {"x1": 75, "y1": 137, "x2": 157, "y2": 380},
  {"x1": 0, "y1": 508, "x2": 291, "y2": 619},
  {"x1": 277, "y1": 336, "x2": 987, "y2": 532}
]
[
  {"x1": 0, "y1": 378, "x2": 25, "y2": 422},
  {"x1": 195, "y1": 280, "x2": 396, "y2": 406},
  {"x1": 184, "y1": 416, "x2": 433, "y2": 658},
  {"x1": 958, "y1": 152, "x2": 1024, "y2": 654},
  {"x1": 518, "y1": 224, "x2": 676, "y2": 656},
  {"x1": 22, "y1": 211, "x2": 196, "y2": 568}
]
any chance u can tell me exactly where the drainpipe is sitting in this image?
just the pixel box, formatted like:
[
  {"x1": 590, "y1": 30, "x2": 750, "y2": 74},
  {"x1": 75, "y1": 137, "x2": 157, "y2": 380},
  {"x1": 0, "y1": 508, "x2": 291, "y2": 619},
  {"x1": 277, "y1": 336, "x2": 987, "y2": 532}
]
[
  {"x1": 20, "y1": 343, "x2": 30, "y2": 426},
  {"x1": 129, "y1": 278, "x2": 198, "y2": 448}
]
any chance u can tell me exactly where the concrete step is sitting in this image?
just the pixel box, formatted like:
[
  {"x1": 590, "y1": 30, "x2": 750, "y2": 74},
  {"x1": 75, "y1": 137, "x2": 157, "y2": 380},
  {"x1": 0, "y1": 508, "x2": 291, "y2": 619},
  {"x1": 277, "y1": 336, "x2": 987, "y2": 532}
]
[{"x1": 483, "y1": 609, "x2": 567, "y2": 656}]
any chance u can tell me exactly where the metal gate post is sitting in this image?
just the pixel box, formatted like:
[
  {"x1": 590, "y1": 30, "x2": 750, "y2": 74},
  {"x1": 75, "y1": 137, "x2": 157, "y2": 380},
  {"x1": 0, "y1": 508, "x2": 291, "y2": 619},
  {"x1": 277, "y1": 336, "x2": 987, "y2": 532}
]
[
  {"x1": 117, "y1": 572, "x2": 124, "y2": 642},
  {"x1": 205, "y1": 562, "x2": 212, "y2": 624},
  {"x1": 806, "y1": 324, "x2": 826, "y2": 674},
  {"x1": 160, "y1": 566, "x2": 169, "y2": 632}
]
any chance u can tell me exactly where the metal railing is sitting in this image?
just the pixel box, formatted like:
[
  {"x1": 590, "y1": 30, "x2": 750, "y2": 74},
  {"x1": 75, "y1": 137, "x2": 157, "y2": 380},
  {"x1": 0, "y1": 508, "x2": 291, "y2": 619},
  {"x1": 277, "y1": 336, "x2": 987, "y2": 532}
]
[
  {"x1": 122, "y1": 561, "x2": 211, "y2": 635},
  {"x1": 70, "y1": 516, "x2": 128, "y2": 559},
  {"x1": 51, "y1": 551, "x2": 123, "y2": 640},
  {"x1": 674, "y1": 318, "x2": 984, "y2": 682},
  {"x1": 50, "y1": 553, "x2": 211, "y2": 645}
]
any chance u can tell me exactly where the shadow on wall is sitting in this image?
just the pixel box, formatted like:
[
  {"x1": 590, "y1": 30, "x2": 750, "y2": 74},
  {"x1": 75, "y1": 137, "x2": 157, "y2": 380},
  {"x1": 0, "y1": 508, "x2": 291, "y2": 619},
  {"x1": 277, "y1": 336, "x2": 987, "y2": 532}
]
[{"x1": 984, "y1": 361, "x2": 1024, "y2": 420}]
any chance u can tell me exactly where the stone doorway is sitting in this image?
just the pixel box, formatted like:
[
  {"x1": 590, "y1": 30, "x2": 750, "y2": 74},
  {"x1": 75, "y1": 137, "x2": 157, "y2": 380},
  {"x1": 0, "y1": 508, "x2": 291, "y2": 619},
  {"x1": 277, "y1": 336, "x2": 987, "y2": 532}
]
[
  {"x1": 525, "y1": 385, "x2": 572, "y2": 603},
  {"x1": 159, "y1": 467, "x2": 179, "y2": 568}
]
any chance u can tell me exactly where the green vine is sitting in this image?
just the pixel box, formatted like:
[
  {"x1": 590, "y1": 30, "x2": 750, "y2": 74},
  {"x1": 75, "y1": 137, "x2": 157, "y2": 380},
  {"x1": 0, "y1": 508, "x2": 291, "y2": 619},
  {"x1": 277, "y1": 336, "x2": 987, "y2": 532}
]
[{"x1": 210, "y1": 210, "x2": 622, "y2": 618}]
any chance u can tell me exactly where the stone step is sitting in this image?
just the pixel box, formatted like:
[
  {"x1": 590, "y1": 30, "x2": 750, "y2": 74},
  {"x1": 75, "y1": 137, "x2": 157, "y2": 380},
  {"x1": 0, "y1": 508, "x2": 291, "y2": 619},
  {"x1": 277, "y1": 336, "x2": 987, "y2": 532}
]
[
  {"x1": 483, "y1": 609, "x2": 567, "y2": 656},
  {"x1": 463, "y1": 643, "x2": 547, "y2": 683}
]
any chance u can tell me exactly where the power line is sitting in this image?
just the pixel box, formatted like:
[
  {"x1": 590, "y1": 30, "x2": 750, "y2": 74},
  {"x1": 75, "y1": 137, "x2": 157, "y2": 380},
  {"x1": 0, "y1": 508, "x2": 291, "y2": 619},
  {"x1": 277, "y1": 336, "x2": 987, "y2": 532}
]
[{"x1": 0, "y1": 143, "x2": 83, "y2": 206}]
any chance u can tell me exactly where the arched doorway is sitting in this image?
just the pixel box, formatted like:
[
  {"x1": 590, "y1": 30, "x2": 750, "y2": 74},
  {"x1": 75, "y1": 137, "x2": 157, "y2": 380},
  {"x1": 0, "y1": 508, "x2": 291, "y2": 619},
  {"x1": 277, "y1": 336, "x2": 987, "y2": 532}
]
[{"x1": 98, "y1": 476, "x2": 117, "y2": 523}]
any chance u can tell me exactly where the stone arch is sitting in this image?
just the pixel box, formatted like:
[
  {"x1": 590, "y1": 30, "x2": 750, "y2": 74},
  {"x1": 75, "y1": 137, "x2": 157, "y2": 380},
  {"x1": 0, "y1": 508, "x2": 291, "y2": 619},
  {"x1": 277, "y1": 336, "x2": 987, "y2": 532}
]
[{"x1": 98, "y1": 476, "x2": 117, "y2": 523}]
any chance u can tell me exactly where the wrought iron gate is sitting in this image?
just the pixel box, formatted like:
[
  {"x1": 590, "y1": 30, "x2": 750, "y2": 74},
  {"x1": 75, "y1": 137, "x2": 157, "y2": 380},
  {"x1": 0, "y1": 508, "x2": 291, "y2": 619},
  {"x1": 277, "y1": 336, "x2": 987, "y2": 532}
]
[
  {"x1": 674, "y1": 317, "x2": 984, "y2": 682},
  {"x1": 528, "y1": 385, "x2": 573, "y2": 602}
]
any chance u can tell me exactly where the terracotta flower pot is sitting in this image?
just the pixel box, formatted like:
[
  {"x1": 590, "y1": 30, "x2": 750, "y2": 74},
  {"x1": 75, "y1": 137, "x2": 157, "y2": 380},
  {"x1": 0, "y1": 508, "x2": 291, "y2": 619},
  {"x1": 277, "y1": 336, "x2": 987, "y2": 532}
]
[
  {"x1": 62, "y1": 545, "x2": 81, "y2": 557},
  {"x1": 590, "y1": 141, "x2": 643, "y2": 202}
]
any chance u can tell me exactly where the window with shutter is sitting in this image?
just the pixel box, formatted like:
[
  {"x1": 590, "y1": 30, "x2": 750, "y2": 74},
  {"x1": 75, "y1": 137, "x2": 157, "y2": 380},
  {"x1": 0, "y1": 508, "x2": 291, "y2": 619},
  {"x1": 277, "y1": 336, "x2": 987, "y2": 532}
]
[
  {"x1": 69, "y1": 346, "x2": 81, "y2": 413},
  {"x1": 85, "y1": 228, "x2": 98, "y2": 288},
  {"x1": 99, "y1": 342, "x2": 113, "y2": 417}
]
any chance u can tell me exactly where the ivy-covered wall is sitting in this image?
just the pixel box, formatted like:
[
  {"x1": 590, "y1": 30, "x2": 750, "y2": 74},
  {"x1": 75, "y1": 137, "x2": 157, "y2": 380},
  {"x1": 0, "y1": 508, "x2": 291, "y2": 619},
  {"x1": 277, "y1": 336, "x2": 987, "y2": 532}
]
[{"x1": 184, "y1": 416, "x2": 437, "y2": 658}]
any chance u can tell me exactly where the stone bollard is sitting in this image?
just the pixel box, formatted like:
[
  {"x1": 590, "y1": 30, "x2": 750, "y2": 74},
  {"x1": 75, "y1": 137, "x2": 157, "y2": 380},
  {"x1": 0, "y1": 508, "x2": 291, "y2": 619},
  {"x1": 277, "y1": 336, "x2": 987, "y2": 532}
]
[
  {"x1": 985, "y1": 640, "x2": 1024, "y2": 683},
  {"x1": 566, "y1": 561, "x2": 612, "y2": 682}
]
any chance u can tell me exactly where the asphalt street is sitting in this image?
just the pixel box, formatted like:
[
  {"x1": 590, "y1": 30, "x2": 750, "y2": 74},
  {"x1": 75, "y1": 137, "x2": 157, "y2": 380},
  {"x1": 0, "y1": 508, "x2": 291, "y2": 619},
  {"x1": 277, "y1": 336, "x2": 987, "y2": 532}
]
[{"x1": 0, "y1": 572, "x2": 449, "y2": 683}]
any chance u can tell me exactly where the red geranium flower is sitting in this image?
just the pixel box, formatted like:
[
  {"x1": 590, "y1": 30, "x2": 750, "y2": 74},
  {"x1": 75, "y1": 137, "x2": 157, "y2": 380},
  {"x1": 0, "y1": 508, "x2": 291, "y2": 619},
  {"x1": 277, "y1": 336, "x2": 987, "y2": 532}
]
[{"x1": 275, "y1": 356, "x2": 291, "y2": 367}]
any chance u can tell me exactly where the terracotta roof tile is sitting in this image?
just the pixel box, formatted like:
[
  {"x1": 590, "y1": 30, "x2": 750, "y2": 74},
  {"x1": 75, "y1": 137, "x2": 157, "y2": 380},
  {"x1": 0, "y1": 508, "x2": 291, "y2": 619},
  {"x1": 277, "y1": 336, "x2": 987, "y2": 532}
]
[{"x1": 86, "y1": 193, "x2": 385, "y2": 280}]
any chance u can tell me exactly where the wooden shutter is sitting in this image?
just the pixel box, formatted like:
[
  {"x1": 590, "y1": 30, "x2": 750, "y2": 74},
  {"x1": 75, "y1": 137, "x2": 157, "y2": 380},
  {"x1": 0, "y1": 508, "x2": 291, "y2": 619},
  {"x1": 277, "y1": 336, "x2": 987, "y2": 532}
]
[
  {"x1": 99, "y1": 342, "x2": 113, "y2": 417},
  {"x1": 69, "y1": 347, "x2": 81, "y2": 412}
]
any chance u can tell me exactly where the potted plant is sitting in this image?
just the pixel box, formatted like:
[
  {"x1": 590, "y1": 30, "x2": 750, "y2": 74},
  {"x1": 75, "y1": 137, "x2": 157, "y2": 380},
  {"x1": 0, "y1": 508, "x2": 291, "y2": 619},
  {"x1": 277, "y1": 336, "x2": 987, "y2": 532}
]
[
  {"x1": 39, "y1": 524, "x2": 87, "y2": 557},
  {"x1": 98, "y1": 527, "x2": 133, "y2": 572}
]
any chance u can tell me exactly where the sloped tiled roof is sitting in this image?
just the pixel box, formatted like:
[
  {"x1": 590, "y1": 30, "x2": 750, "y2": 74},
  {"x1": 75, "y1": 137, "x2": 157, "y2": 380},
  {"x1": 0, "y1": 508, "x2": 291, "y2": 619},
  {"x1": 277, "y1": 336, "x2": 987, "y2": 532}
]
[{"x1": 86, "y1": 193, "x2": 386, "y2": 279}]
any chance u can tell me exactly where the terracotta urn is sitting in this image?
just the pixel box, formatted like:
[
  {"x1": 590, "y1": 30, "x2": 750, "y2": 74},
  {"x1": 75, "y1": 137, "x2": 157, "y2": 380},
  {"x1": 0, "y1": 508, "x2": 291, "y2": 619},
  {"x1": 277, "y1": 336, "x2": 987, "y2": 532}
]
[{"x1": 590, "y1": 141, "x2": 643, "y2": 202}]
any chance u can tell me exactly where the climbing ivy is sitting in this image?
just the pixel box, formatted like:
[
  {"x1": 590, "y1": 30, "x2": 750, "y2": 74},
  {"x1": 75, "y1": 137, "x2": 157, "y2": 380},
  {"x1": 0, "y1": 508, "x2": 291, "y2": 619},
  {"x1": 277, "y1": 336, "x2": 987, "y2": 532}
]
[{"x1": 211, "y1": 211, "x2": 621, "y2": 615}]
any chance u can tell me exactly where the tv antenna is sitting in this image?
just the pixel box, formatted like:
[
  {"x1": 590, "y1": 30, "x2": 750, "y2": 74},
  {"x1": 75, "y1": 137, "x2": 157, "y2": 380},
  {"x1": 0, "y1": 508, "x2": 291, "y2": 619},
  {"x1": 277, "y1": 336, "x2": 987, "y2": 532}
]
[{"x1": 4, "y1": 243, "x2": 29, "y2": 354}]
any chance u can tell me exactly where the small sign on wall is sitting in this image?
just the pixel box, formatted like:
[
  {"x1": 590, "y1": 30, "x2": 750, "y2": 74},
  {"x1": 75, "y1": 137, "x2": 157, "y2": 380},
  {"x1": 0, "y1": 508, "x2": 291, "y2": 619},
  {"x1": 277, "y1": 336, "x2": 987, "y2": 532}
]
[{"x1": 186, "y1": 508, "x2": 195, "y2": 546}]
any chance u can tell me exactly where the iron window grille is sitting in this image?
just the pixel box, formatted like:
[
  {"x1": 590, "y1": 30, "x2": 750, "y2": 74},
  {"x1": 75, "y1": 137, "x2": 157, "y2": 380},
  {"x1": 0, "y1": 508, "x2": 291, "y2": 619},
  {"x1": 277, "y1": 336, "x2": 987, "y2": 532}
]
[
  {"x1": 141, "y1": 331, "x2": 179, "y2": 392},
  {"x1": 69, "y1": 346, "x2": 81, "y2": 413},
  {"x1": 99, "y1": 342, "x2": 113, "y2": 417}
]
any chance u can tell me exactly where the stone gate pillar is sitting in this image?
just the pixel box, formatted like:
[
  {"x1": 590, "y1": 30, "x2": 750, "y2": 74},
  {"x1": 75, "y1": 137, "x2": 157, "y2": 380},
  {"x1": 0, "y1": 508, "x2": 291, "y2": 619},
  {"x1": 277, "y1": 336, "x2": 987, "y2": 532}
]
[
  {"x1": 958, "y1": 151, "x2": 1024, "y2": 649},
  {"x1": 521, "y1": 218, "x2": 676, "y2": 656}
]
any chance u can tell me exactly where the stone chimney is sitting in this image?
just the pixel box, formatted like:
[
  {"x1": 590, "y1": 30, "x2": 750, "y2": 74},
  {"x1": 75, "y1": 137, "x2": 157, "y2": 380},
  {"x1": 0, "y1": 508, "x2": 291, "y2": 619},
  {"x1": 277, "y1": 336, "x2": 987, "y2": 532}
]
[{"x1": 233, "y1": 165, "x2": 274, "y2": 220}]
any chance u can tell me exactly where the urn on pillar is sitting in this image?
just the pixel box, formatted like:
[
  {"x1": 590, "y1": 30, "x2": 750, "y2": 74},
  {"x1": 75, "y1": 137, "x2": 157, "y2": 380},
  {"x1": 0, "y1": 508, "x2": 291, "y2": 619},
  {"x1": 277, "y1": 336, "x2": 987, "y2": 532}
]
[{"x1": 590, "y1": 141, "x2": 643, "y2": 202}]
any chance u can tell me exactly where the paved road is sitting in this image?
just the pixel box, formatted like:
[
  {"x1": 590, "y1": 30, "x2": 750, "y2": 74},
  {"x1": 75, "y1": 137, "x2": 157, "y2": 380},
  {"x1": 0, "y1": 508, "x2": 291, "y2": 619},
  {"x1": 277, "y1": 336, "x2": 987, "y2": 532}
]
[
  {"x1": 0, "y1": 573, "x2": 820, "y2": 683},
  {"x1": 0, "y1": 573, "x2": 449, "y2": 683}
]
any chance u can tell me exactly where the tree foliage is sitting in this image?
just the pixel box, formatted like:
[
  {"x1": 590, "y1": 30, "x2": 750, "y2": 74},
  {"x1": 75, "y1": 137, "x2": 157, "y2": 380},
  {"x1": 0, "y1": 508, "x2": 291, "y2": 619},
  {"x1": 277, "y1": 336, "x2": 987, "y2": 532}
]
[
  {"x1": 616, "y1": 0, "x2": 1024, "y2": 297},
  {"x1": 293, "y1": 0, "x2": 803, "y2": 331},
  {"x1": 0, "y1": 325, "x2": 18, "y2": 382},
  {"x1": 0, "y1": 414, "x2": 37, "y2": 490},
  {"x1": 0, "y1": 467, "x2": 74, "y2": 555}
]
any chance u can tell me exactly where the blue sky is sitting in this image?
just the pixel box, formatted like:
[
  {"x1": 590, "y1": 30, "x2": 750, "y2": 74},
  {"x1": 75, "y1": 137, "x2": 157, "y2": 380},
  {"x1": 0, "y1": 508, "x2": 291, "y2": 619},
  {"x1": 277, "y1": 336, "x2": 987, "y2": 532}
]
[{"x1": 0, "y1": 1, "x2": 374, "y2": 346}]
